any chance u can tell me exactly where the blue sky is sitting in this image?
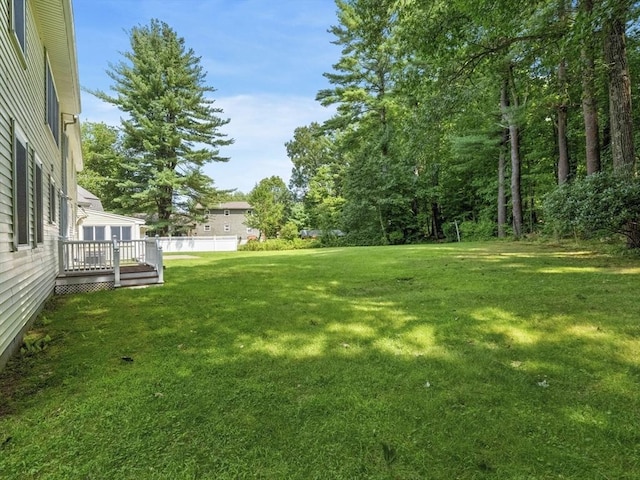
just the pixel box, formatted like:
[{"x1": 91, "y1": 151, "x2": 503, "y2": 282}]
[{"x1": 73, "y1": 0, "x2": 340, "y2": 193}]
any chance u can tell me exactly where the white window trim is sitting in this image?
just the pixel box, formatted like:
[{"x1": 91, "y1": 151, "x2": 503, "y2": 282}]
[
  {"x1": 10, "y1": 0, "x2": 26, "y2": 63},
  {"x1": 224, "y1": 209, "x2": 230, "y2": 216},
  {"x1": 49, "y1": 175, "x2": 57, "y2": 224},
  {"x1": 33, "y1": 152, "x2": 44, "y2": 246},
  {"x1": 203, "y1": 225, "x2": 211, "y2": 232},
  {"x1": 223, "y1": 224, "x2": 231, "y2": 232},
  {"x1": 12, "y1": 121, "x2": 29, "y2": 250},
  {"x1": 45, "y1": 54, "x2": 60, "y2": 145}
]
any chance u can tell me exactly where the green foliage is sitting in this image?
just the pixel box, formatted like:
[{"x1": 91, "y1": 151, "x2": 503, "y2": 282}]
[
  {"x1": 78, "y1": 122, "x2": 129, "y2": 212},
  {"x1": 20, "y1": 334, "x2": 52, "y2": 356},
  {"x1": 543, "y1": 172, "x2": 640, "y2": 247},
  {"x1": 238, "y1": 238, "x2": 318, "y2": 251},
  {"x1": 247, "y1": 176, "x2": 293, "y2": 239},
  {"x1": 90, "y1": 19, "x2": 232, "y2": 233},
  {"x1": 279, "y1": 221, "x2": 299, "y2": 241},
  {"x1": 459, "y1": 220, "x2": 497, "y2": 241},
  {"x1": 290, "y1": 0, "x2": 639, "y2": 247}
]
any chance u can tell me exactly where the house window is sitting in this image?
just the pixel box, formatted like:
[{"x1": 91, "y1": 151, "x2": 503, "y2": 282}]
[
  {"x1": 13, "y1": 122, "x2": 29, "y2": 248},
  {"x1": 111, "y1": 226, "x2": 132, "y2": 241},
  {"x1": 83, "y1": 226, "x2": 106, "y2": 241},
  {"x1": 223, "y1": 209, "x2": 230, "y2": 216},
  {"x1": 246, "y1": 210, "x2": 252, "y2": 215},
  {"x1": 49, "y1": 176, "x2": 57, "y2": 224},
  {"x1": 46, "y1": 59, "x2": 60, "y2": 145},
  {"x1": 33, "y1": 157, "x2": 43, "y2": 244},
  {"x1": 203, "y1": 225, "x2": 211, "y2": 232},
  {"x1": 223, "y1": 223, "x2": 230, "y2": 232},
  {"x1": 11, "y1": 0, "x2": 26, "y2": 55},
  {"x1": 246, "y1": 228, "x2": 253, "y2": 234}
]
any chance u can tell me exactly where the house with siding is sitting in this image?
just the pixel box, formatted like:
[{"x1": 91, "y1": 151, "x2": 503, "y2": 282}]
[
  {"x1": 0, "y1": 0, "x2": 83, "y2": 367},
  {"x1": 76, "y1": 186, "x2": 146, "y2": 242},
  {"x1": 192, "y1": 201, "x2": 256, "y2": 243}
]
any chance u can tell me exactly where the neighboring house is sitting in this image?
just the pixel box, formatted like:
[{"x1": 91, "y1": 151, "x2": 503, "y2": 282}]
[
  {"x1": 76, "y1": 186, "x2": 146, "y2": 241},
  {"x1": 192, "y1": 202, "x2": 256, "y2": 243},
  {"x1": 0, "y1": 0, "x2": 83, "y2": 367}
]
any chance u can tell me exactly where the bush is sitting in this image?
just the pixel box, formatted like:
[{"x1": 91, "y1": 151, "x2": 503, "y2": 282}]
[
  {"x1": 279, "y1": 221, "x2": 299, "y2": 241},
  {"x1": 543, "y1": 172, "x2": 640, "y2": 248},
  {"x1": 443, "y1": 220, "x2": 496, "y2": 242},
  {"x1": 239, "y1": 238, "x2": 320, "y2": 251}
]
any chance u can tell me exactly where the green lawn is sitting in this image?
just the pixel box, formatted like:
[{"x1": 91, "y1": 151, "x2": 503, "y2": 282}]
[{"x1": 1, "y1": 242, "x2": 640, "y2": 479}]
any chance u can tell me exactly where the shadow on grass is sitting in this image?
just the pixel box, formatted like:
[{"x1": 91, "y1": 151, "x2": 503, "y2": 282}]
[{"x1": 1, "y1": 243, "x2": 639, "y2": 478}]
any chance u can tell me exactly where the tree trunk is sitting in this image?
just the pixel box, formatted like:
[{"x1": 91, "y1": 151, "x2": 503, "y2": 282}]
[
  {"x1": 498, "y1": 80, "x2": 509, "y2": 238},
  {"x1": 509, "y1": 120, "x2": 523, "y2": 238},
  {"x1": 580, "y1": 0, "x2": 601, "y2": 175},
  {"x1": 557, "y1": 58, "x2": 570, "y2": 184},
  {"x1": 605, "y1": 10, "x2": 635, "y2": 174},
  {"x1": 502, "y1": 65, "x2": 523, "y2": 238},
  {"x1": 431, "y1": 202, "x2": 444, "y2": 239}
]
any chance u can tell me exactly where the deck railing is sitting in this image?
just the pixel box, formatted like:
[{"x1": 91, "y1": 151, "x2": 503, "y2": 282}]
[{"x1": 59, "y1": 236, "x2": 164, "y2": 285}]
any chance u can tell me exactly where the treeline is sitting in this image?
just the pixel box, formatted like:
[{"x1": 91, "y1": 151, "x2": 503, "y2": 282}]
[{"x1": 286, "y1": 0, "x2": 639, "y2": 245}]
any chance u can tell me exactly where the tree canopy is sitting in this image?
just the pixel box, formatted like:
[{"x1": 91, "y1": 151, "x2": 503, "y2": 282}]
[
  {"x1": 91, "y1": 19, "x2": 232, "y2": 234},
  {"x1": 285, "y1": 0, "x2": 640, "y2": 246}
]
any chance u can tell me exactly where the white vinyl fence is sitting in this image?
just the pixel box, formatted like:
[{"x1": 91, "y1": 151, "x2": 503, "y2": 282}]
[{"x1": 156, "y1": 236, "x2": 238, "y2": 253}]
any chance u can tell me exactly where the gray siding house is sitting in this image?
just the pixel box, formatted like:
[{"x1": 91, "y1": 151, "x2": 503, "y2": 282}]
[
  {"x1": 193, "y1": 202, "x2": 256, "y2": 243},
  {"x1": 0, "y1": 0, "x2": 83, "y2": 367}
]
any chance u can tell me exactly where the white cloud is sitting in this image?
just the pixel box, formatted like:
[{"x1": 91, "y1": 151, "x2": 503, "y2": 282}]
[{"x1": 206, "y1": 94, "x2": 335, "y2": 193}]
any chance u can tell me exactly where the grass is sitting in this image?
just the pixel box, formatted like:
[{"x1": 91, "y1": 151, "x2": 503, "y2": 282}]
[{"x1": 1, "y1": 241, "x2": 640, "y2": 479}]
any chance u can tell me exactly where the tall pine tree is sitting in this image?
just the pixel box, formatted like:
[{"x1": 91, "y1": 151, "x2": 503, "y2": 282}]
[{"x1": 92, "y1": 19, "x2": 232, "y2": 234}]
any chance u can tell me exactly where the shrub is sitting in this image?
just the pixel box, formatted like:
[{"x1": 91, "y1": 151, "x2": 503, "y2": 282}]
[
  {"x1": 543, "y1": 172, "x2": 640, "y2": 248},
  {"x1": 239, "y1": 238, "x2": 320, "y2": 251},
  {"x1": 279, "y1": 221, "x2": 299, "y2": 241},
  {"x1": 443, "y1": 220, "x2": 496, "y2": 242}
]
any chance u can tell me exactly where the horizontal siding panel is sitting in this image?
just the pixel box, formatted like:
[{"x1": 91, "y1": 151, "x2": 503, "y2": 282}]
[{"x1": 1, "y1": 0, "x2": 82, "y2": 366}]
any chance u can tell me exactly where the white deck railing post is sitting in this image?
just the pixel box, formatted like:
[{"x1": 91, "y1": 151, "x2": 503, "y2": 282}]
[
  {"x1": 113, "y1": 237, "x2": 121, "y2": 287},
  {"x1": 156, "y1": 236, "x2": 164, "y2": 284},
  {"x1": 58, "y1": 237, "x2": 65, "y2": 275}
]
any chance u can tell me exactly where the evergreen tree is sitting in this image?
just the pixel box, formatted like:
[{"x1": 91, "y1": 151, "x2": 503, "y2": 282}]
[{"x1": 92, "y1": 19, "x2": 232, "y2": 234}]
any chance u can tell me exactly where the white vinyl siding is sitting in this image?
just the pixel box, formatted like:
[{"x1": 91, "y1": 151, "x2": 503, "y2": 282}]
[{"x1": 0, "y1": 0, "x2": 82, "y2": 368}]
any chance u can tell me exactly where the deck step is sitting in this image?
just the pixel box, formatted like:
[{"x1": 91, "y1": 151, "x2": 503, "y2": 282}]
[{"x1": 119, "y1": 275, "x2": 162, "y2": 287}]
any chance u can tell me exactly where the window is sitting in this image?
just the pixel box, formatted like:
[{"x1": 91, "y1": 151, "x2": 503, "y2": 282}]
[
  {"x1": 223, "y1": 224, "x2": 231, "y2": 232},
  {"x1": 46, "y1": 59, "x2": 60, "y2": 144},
  {"x1": 12, "y1": 121, "x2": 29, "y2": 249},
  {"x1": 223, "y1": 209, "x2": 230, "y2": 216},
  {"x1": 11, "y1": 0, "x2": 26, "y2": 55},
  {"x1": 33, "y1": 156, "x2": 43, "y2": 244},
  {"x1": 246, "y1": 228, "x2": 253, "y2": 234},
  {"x1": 49, "y1": 176, "x2": 57, "y2": 223},
  {"x1": 111, "y1": 226, "x2": 132, "y2": 241},
  {"x1": 203, "y1": 225, "x2": 211, "y2": 232},
  {"x1": 83, "y1": 226, "x2": 105, "y2": 241},
  {"x1": 246, "y1": 210, "x2": 252, "y2": 215}
]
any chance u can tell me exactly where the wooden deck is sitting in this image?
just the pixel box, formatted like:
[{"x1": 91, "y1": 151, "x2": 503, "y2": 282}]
[{"x1": 55, "y1": 264, "x2": 163, "y2": 295}]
